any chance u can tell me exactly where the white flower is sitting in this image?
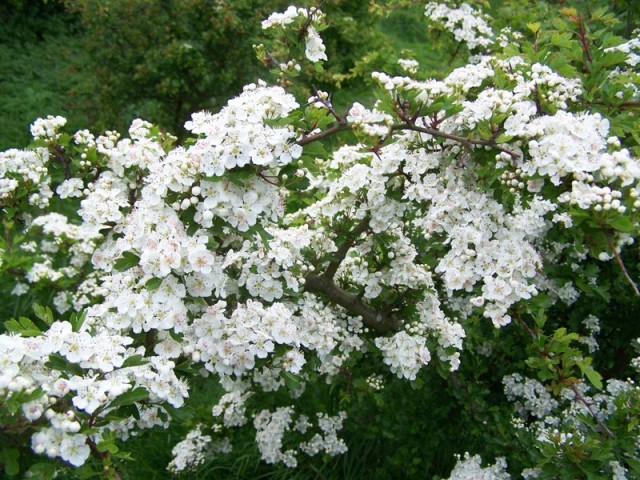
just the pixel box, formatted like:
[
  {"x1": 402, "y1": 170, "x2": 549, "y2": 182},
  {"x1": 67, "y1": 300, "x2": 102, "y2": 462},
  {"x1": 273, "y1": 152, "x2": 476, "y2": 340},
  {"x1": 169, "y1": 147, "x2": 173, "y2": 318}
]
[
  {"x1": 305, "y1": 27, "x2": 327, "y2": 63},
  {"x1": 59, "y1": 434, "x2": 91, "y2": 467}
]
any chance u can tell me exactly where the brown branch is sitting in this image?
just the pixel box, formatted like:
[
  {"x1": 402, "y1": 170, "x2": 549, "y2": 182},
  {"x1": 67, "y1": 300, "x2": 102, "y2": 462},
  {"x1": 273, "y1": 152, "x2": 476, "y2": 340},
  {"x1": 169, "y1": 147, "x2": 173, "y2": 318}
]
[
  {"x1": 532, "y1": 83, "x2": 543, "y2": 116},
  {"x1": 260, "y1": 51, "x2": 282, "y2": 70},
  {"x1": 258, "y1": 171, "x2": 280, "y2": 186},
  {"x1": 605, "y1": 232, "x2": 640, "y2": 298},
  {"x1": 86, "y1": 437, "x2": 123, "y2": 480},
  {"x1": 570, "y1": 384, "x2": 616, "y2": 439},
  {"x1": 54, "y1": 145, "x2": 72, "y2": 180},
  {"x1": 0, "y1": 419, "x2": 28, "y2": 432},
  {"x1": 295, "y1": 101, "x2": 521, "y2": 159},
  {"x1": 304, "y1": 274, "x2": 401, "y2": 333},
  {"x1": 513, "y1": 311, "x2": 537, "y2": 339},
  {"x1": 324, "y1": 216, "x2": 370, "y2": 280},
  {"x1": 296, "y1": 123, "x2": 351, "y2": 146},
  {"x1": 311, "y1": 86, "x2": 343, "y2": 124},
  {"x1": 391, "y1": 123, "x2": 520, "y2": 159},
  {"x1": 619, "y1": 101, "x2": 640, "y2": 110},
  {"x1": 577, "y1": 17, "x2": 593, "y2": 65}
]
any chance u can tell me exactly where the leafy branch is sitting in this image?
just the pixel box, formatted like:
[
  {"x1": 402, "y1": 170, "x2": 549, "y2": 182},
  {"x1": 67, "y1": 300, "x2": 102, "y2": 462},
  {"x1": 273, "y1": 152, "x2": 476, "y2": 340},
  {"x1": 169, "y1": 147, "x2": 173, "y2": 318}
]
[{"x1": 304, "y1": 215, "x2": 401, "y2": 333}]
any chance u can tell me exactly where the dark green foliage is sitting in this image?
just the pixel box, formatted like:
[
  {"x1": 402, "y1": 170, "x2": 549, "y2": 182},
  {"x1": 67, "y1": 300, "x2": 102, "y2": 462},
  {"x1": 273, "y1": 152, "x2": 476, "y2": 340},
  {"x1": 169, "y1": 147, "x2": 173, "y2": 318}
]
[
  {"x1": 0, "y1": 1, "x2": 89, "y2": 150},
  {"x1": 65, "y1": 0, "x2": 291, "y2": 138}
]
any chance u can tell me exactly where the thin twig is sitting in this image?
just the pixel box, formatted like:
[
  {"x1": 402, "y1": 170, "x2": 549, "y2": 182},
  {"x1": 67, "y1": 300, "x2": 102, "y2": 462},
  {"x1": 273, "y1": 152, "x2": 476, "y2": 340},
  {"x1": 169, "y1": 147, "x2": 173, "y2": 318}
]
[
  {"x1": 296, "y1": 123, "x2": 351, "y2": 146},
  {"x1": 86, "y1": 437, "x2": 123, "y2": 480},
  {"x1": 619, "y1": 101, "x2": 640, "y2": 110},
  {"x1": 513, "y1": 311, "x2": 537, "y2": 339},
  {"x1": 570, "y1": 384, "x2": 616, "y2": 439},
  {"x1": 605, "y1": 232, "x2": 640, "y2": 298},
  {"x1": 311, "y1": 86, "x2": 343, "y2": 123},
  {"x1": 392, "y1": 123, "x2": 520, "y2": 159}
]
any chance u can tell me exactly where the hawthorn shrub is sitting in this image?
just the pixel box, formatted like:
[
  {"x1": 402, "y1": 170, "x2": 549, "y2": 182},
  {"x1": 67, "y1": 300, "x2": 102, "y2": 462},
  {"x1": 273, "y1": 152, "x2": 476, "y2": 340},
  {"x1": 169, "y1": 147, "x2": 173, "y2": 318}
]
[{"x1": 1, "y1": 2, "x2": 640, "y2": 479}]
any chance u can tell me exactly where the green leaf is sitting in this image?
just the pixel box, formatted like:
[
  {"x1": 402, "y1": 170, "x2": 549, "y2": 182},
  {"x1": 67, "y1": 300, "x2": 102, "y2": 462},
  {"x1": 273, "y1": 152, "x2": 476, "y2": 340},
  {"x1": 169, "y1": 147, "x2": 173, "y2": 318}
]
[
  {"x1": 69, "y1": 311, "x2": 87, "y2": 332},
  {"x1": 283, "y1": 371, "x2": 303, "y2": 391},
  {"x1": 26, "y1": 463, "x2": 57, "y2": 480},
  {"x1": 227, "y1": 167, "x2": 256, "y2": 186},
  {"x1": 20, "y1": 387, "x2": 45, "y2": 404},
  {"x1": 410, "y1": 377, "x2": 424, "y2": 390},
  {"x1": 33, "y1": 304, "x2": 54, "y2": 325},
  {"x1": 145, "y1": 277, "x2": 163, "y2": 290},
  {"x1": 526, "y1": 22, "x2": 541, "y2": 34},
  {"x1": 4, "y1": 317, "x2": 41, "y2": 337},
  {"x1": 550, "y1": 32, "x2": 573, "y2": 48},
  {"x1": 0, "y1": 448, "x2": 20, "y2": 476},
  {"x1": 245, "y1": 222, "x2": 273, "y2": 249},
  {"x1": 608, "y1": 216, "x2": 636, "y2": 233},
  {"x1": 302, "y1": 142, "x2": 327, "y2": 159},
  {"x1": 114, "y1": 252, "x2": 140, "y2": 272},
  {"x1": 175, "y1": 360, "x2": 198, "y2": 375},
  {"x1": 121, "y1": 355, "x2": 148, "y2": 368},
  {"x1": 45, "y1": 353, "x2": 84, "y2": 376},
  {"x1": 584, "y1": 368, "x2": 603, "y2": 390},
  {"x1": 109, "y1": 387, "x2": 149, "y2": 408}
]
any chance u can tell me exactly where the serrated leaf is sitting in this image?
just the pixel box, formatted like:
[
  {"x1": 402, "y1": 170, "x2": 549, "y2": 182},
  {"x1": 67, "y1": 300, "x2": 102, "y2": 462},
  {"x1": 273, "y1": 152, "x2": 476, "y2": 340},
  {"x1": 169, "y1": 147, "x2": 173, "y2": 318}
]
[
  {"x1": 302, "y1": 141, "x2": 327, "y2": 158},
  {"x1": 175, "y1": 360, "x2": 198, "y2": 375},
  {"x1": 550, "y1": 32, "x2": 573, "y2": 48},
  {"x1": 527, "y1": 22, "x2": 541, "y2": 34},
  {"x1": 26, "y1": 462, "x2": 57, "y2": 479},
  {"x1": 114, "y1": 252, "x2": 140, "y2": 272},
  {"x1": 4, "y1": 317, "x2": 41, "y2": 337},
  {"x1": 227, "y1": 168, "x2": 256, "y2": 186},
  {"x1": 584, "y1": 368, "x2": 603, "y2": 390},
  {"x1": 45, "y1": 353, "x2": 84, "y2": 376},
  {"x1": 608, "y1": 216, "x2": 636, "y2": 233},
  {"x1": 245, "y1": 222, "x2": 273, "y2": 249},
  {"x1": 560, "y1": 7, "x2": 578, "y2": 18},
  {"x1": 109, "y1": 387, "x2": 149, "y2": 408},
  {"x1": 20, "y1": 387, "x2": 45, "y2": 404}
]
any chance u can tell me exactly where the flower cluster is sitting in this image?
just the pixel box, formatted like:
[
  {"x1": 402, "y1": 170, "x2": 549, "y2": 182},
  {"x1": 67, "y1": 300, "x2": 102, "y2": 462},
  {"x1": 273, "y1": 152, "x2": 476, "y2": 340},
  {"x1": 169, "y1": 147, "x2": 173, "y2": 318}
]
[
  {"x1": 503, "y1": 373, "x2": 559, "y2": 419},
  {"x1": 184, "y1": 300, "x2": 297, "y2": 377},
  {"x1": 0, "y1": 148, "x2": 51, "y2": 207},
  {"x1": 445, "y1": 453, "x2": 511, "y2": 480},
  {"x1": 375, "y1": 331, "x2": 431, "y2": 380},
  {"x1": 605, "y1": 35, "x2": 640, "y2": 67},
  {"x1": 167, "y1": 425, "x2": 212, "y2": 473},
  {"x1": 30, "y1": 115, "x2": 67, "y2": 140},
  {"x1": 0, "y1": 320, "x2": 187, "y2": 467},
  {"x1": 253, "y1": 407, "x2": 347, "y2": 468},
  {"x1": 506, "y1": 372, "x2": 639, "y2": 472},
  {"x1": 424, "y1": 2, "x2": 494, "y2": 51},
  {"x1": 398, "y1": 58, "x2": 419, "y2": 74},
  {"x1": 346, "y1": 102, "x2": 394, "y2": 137},
  {"x1": 261, "y1": 6, "x2": 327, "y2": 63},
  {"x1": 24, "y1": 213, "x2": 101, "y2": 289},
  {"x1": 1, "y1": 3, "x2": 639, "y2": 477}
]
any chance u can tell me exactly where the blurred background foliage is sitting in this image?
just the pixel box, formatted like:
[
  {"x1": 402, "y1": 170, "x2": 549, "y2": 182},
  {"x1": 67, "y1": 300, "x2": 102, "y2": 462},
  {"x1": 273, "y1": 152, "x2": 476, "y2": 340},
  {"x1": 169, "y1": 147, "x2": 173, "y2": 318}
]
[
  {"x1": 0, "y1": 0, "x2": 403, "y2": 149},
  {"x1": 3, "y1": 0, "x2": 636, "y2": 150}
]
